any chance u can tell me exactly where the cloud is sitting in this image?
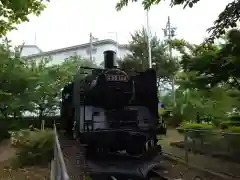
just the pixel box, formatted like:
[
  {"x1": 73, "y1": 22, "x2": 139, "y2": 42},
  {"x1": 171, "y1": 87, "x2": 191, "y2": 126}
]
[{"x1": 7, "y1": 0, "x2": 230, "y2": 51}]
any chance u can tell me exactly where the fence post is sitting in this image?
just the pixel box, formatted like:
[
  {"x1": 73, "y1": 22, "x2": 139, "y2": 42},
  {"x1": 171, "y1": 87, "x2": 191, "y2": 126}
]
[{"x1": 184, "y1": 129, "x2": 188, "y2": 164}]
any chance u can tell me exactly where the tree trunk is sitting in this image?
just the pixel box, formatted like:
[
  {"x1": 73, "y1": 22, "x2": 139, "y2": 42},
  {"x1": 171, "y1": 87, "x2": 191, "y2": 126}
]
[
  {"x1": 39, "y1": 107, "x2": 44, "y2": 128},
  {"x1": 13, "y1": 112, "x2": 17, "y2": 119},
  {"x1": 0, "y1": 109, "x2": 8, "y2": 119}
]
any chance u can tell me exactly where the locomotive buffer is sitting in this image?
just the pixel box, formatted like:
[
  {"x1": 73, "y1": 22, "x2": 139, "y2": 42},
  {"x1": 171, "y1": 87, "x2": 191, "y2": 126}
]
[{"x1": 61, "y1": 50, "x2": 168, "y2": 180}]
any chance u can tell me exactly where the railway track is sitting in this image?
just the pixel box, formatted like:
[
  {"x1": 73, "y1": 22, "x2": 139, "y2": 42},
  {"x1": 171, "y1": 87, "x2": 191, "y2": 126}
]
[{"x1": 57, "y1": 132, "x2": 238, "y2": 180}]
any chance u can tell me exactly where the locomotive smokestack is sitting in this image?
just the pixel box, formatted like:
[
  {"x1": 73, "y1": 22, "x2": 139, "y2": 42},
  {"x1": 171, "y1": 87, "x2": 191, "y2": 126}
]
[{"x1": 104, "y1": 50, "x2": 116, "y2": 69}]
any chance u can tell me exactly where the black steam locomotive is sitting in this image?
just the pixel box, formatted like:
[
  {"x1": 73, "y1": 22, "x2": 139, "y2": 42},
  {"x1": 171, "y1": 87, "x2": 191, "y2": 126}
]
[{"x1": 61, "y1": 50, "x2": 166, "y2": 157}]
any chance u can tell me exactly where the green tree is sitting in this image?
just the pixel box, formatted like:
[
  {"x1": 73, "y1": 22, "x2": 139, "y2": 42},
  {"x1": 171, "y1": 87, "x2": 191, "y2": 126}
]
[
  {"x1": 118, "y1": 28, "x2": 179, "y2": 89},
  {"x1": 170, "y1": 36, "x2": 239, "y2": 122},
  {"x1": 0, "y1": 0, "x2": 48, "y2": 37},
  {"x1": 0, "y1": 39, "x2": 97, "y2": 119},
  {"x1": 115, "y1": 0, "x2": 240, "y2": 42},
  {"x1": 27, "y1": 55, "x2": 97, "y2": 119},
  {"x1": 0, "y1": 39, "x2": 33, "y2": 118},
  {"x1": 173, "y1": 30, "x2": 240, "y2": 90}
]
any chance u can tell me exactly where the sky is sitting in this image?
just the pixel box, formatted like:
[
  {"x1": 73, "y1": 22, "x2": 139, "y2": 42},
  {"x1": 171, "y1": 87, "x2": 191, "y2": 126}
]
[{"x1": 7, "y1": 0, "x2": 231, "y2": 52}]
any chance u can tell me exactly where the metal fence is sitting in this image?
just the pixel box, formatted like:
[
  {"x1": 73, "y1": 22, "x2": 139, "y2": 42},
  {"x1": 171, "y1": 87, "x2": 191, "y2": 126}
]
[
  {"x1": 182, "y1": 129, "x2": 240, "y2": 163},
  {"x1": 51, "y1": 124, "x2": 69, "y2": 180},
  {"x1": 169, "y1": 128, "x2": 240, "y2": 178}
]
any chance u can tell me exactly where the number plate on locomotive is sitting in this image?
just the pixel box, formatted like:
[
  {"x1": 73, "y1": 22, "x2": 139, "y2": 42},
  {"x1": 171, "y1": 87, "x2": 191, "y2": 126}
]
[{"x1": 106, "y1": 75, "x2": 127, "y2": 81}]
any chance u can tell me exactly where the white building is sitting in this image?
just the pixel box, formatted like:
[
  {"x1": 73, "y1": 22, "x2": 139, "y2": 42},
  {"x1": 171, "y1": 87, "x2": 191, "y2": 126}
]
[{"x1": 20, "y1": 39, "x2": 130, "y2": 65}]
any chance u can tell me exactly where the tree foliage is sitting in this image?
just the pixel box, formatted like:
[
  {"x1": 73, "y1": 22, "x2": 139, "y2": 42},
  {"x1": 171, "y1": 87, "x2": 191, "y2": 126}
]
[
  {"x1": 0, "y1": 0, "x2": 48, "y2": 37},
  {"x1": 163, "y1": 29, "x2": 240, "y2": 123},
  {"x1": 172, "y1": 29, "x2": 240, "y2": 90},
  {"x1": 115, "y1": 0, "x2": 240, "y2": 43},
  {"x1": 0, "y1": 39, "x2": 96, "y2": 119},
  {"x1": 118, "y1": 28, "x2": 179, "y2": 89}
]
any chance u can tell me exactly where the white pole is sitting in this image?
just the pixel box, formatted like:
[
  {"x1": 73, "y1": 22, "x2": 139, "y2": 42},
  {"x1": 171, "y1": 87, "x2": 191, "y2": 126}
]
[
  {"x1": 34, "y1": 32, "x2": 37, "y2": 45},
  {"x1": 163, "y1": 16, "x2": 176, "y2": 107},
  {"x1": 89, "y1": 33, "x2": 93, "y2": 61},
  {"x1": 146, "y1": 9, "x2": 152, "y2": 68}
]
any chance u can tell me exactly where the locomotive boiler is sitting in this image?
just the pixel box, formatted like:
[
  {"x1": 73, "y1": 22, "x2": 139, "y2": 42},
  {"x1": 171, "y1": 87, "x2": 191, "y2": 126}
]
[{"x1": 61, "y1": 50, "x2": 166, "y2": 156}]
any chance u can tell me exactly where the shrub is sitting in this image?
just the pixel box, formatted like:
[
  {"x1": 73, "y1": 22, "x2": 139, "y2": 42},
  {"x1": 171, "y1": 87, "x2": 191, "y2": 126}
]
[
  {"x1": 12, "y1": 128, "x2": 54, "y2": 167},
  {"x1": 10, "y1": 128, "x2": 35, "y2": 147},
  {"x1": 227, "y1": 126, "x2": 240, "y2": 133},
  {"x1": 164, "y1": 113, "x2": 184, "y2": 127},
  {"x1": 178, "y1": 122, "x2": 215, "y2": 133},
  {"x1": 177, "y1": 122, "x2": 216, "y2": 144},
  {"x1": 0, "y1": 116, "x2": 60, "y2": 131},
  {"x1": 8, "y1": 120, "x2": 35, "y2": 130},
  {"x1": 229, "y1": 116, "x2": 240, "y2": 122},
  {"x1": 220, "y1": 121, "x2": 240, "y2": 129}
]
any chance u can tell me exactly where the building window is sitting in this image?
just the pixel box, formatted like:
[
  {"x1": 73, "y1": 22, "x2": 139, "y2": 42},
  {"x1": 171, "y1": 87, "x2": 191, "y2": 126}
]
[{"x1": 86, "y1": 47, "x2": 97, "y2": 55}]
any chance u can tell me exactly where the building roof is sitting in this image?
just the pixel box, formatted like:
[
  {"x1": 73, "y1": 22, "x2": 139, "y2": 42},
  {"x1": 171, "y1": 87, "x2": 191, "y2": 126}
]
[
  {"x1": 24, "y1": 39, "x2": 128, "y2": 58},
  {"x1": 19, "y1": 45, "x2": 43, "y2": 52}
]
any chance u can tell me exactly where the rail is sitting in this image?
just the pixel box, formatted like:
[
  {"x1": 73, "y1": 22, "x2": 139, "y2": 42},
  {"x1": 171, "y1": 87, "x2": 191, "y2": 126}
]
[{"x1": 51, "y1": 124, "x2": 69, "y2": 180}]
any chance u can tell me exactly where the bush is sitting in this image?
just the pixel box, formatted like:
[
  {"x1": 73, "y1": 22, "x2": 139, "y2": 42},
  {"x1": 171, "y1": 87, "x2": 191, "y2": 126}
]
[
  {"x1": 0, "y1": 116, "x2": 60, "y2": 131},
  {"x1": 220, "y1": 121, "x2": 240, "y2": 129},
  {"x1": 10, "y1": 128, "x2": 34, "y2": 147},
  {"x1": 164, "y1": 113, "x2": 184, "y2": 127},
  {"x1": 229, "y1": 116, "x2": 240, "y2": 122},
  {"x1": 177, "y1": 122, "x2": 215, "y2": 133},
  {"x1": 227, "y1": 126, "x2": 240, "y2": 133},
  {"x1": 177, "y1": 122, "x2": 216, "y2": 144},
  {"x1": 11, "y1": 128, "x2": 54, "y2": 167}
]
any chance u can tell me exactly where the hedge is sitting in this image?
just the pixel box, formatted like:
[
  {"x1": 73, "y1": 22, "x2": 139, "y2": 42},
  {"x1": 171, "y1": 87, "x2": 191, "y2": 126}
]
[
  {"x1": 0, "y1": 116, "x2": 61, "y2": 131},
  {"x1": 177, "y1": 122, "x2": 215, "y2": 133},
  {"x1": 220, "y1": 121, "x2": 240, "y2": 129}
]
